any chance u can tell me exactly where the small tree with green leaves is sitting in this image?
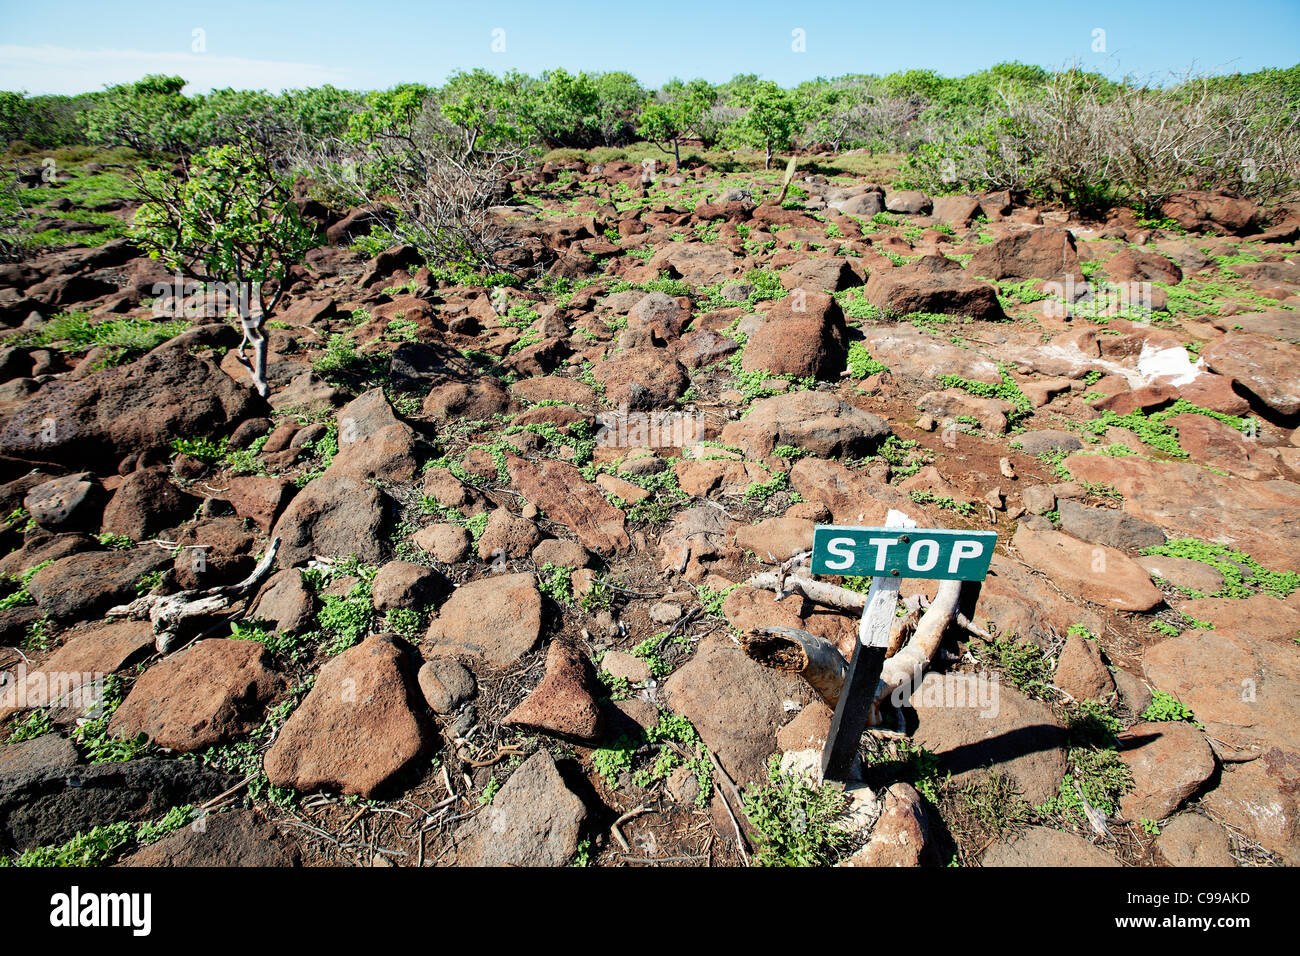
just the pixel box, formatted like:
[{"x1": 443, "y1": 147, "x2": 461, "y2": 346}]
[
  {"x1": 130, "y1": 138, "x2": 314, "y2": 396},
  {"x1": 638, "y1": 79, "x2": 714, "y2": 172},
  {"x1": 727, "y1": 80, "x2": 799, "y2": 169}
]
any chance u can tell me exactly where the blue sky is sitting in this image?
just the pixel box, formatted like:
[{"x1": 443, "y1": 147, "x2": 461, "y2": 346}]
[{"x1": 2, "y1": 0, "x2": 1298, "y2": 95}]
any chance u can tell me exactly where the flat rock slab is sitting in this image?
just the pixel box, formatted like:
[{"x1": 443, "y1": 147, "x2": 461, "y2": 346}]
[
  {"x1": 674, "y1": 458, "x2": 772, "y2": 497},
  {"x1": 1203, "y1": 755, "x2": 1300, "y2": 864},
  {"x1": 1137, "y1": 555, "x2": 1224, "y2": 595},
  {"x1": 1156, "y1": 813, "x2": 1237, "y2": 867},
  {"x1": 1064, "y1": 453, "x2": 1300, "y2": 573},
  {"x1": 864, "y1": 267, "x2": 1002, "y2": 320},
  {"x1": 264, "y1": 635, "x2": 431, "y2": 798},
  {"x1": 722, "y1": 584, "x2": 808, "y2": 636},
  {"x1": 663, "y1": 633, "x2": 808, "y2": 787},
  {"x1": 1118, "y1": 721, "x2": 1217, "y2": 821},
  {"x1": 119, "y1": 808, "x2": 301, "y2": 867},
  {"x1": 0, "y1": 348, "x2": 259, "y2": 468},
  {"x1": 862, "y1": 326, "x2": 1002, "y2": 384},
  {"x1": 1168, "y1": 412, "x2": 1276, "y2": 480},
  {"x1": 0, "y1": 619, "x2": 155, "y2": 721},
  {"x1": 1176, "y1": 593, "x2": 1300, "y2": 641},
  {"x1": 1011, "y1": 524, "x2": 1163, "y2": 611},
  {"x1": 734, "y1": 513, "x2": 816, "y2": 563},
  {"x1": 981, "y1": 826, "x2": 1119, "y2": 867},
  {"x1": 109, "y1": 638, "x2": 286, "y2": 753},
  {"x1": 0, "y1": 531, "x2": 98, "y2": 578},
  {"x1": 973, "y1": 553, "x2": 1104, "y2": 651},
  {"x1": 506, "y1": 455, "x2": 629, "y2": 555},
  {"x1": 1201, "y1": 332, "x2": 1300, "y2": 416},
  {"x1": 1144, "y1": 629, "x2": 1300, "y2": 758},
  {"x1": 27, "y1": 547, "x2": 172, "y2": 625},
  {"x1": 1056, "y1": 499, "x2": 1166, "y2": 551},
  {"x1": 721, "y1": 391, "x2": 889, "y2": 459},
  {"x1": 1013, "y1": 431, "x2": 1086, "y2": 457},
  {"x1": 909, "y1": 672, "x2": 1068, "y2": 806},
  {"x1": 0, "y1": 733, "x2": 78, "y2": 776},
  {"x1": 789, "y1": 457, "x2": 926, "y2": 527},
  {"x1": 423, "y1": 572, "x2": 544, "y2": 670},
  {"x1": 918, "y1": 388, "x2": 1015, "y2": 434},
  {"x1": 1210, "y1": 310, "x2": 1300, "y2": 344},
  {"x1": 453, "y1": 750, "x2": 586, "y2": 867},
  {"x1": 777, "y1": 701, "x2": 835, "y2": 752},
  {"x1": 510, "y1": 376, "x2": 597, "y2": 406},
  {"x1": 0, "y1": 758, "x2": 235, "y2": 851}
]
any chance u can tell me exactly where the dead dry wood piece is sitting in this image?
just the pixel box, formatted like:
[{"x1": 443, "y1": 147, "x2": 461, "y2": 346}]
[
  {"x1": 610, "y1": 805, "x2": 651, "y2": 853},
  {"x1": 743, "y1": 626, "x2": 848, "y2": 707},
  {"x1": 741, "y1": 576, "x2": 970, "y2": 724},
  {"x1": 770, "y1": 155, "x2": 799, "y2": 205},
  {"x1": 871, "y1": 578, "x2": 963, "y2": 720},
  {"x1": 106, "y1": 537, "x2": 281, "y2": 653}
]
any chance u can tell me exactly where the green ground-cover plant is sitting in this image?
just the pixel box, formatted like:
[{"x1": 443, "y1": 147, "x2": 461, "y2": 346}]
[
  {"x1": 0, "y1": 804, "x2": 196, "y2": 867},
  {"x1": 937, "y1": 364, "x2": 1033, "y2": 421},
  {"x1": 1143, "y1": 690, "x2": 1201, "y2": 726},
  {"x1": 743, "y1": 755, "x2": 854, "y2": 866},
  {"x1": 11, "y1": 311, "x2": 190, "y2": 364},
  {"x1": 846, "y1": 341, "x2": 888, "y2": 377},
  {"x1": 1140, "y1": 538, "x2": 1298, "y2": 598}
]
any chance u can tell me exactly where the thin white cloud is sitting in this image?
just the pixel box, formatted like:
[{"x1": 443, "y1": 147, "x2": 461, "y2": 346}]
[{"x1": 0, "y1": 44, "x2": 353, "y2": 95}]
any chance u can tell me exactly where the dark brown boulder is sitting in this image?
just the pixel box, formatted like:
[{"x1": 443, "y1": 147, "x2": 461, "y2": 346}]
[
  {"x1": 100, "y1": 467, "x2": 200, "y2": 541},
  {"x1": 967, "y1": 226, "x2": 1084, "y2": 283},
  {"x1": 740, "y1": 291, "x2": 848, "y2": 379},
  {"x1": 0, "y1": 348, "x2": 261, "y2": 468}
]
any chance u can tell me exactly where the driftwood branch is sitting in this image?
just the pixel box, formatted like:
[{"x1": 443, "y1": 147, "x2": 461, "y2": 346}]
[
  {"x1": 746, "y1": 571, "x2": 866, "y2": 611},
  {"x1": 107, "y1": 538, "x2": 281, "y2": 653},
  {"x1": 870, "y1": 578, "x2": 963, "y2": 719}
]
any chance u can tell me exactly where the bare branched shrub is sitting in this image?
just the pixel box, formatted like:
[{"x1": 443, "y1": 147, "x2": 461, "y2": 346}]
[
  {"x1": 0, "y1": 169, "x2": 34, "y2": 263},
  {"x1": 696, "y1": 103, "x2": 743, "y2": 150},
  {"x1": 902, "y1": 70, "x2": 1300, "y2": 213},
  {"x1": 294, "y1": 91, "x2": 528, "y2": 270},
  {"x1": 843, "y1": 94, "x2": 930, "y2": 155}
]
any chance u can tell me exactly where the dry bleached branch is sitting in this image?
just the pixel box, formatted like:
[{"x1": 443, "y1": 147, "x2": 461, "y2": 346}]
[
  {"x1": 107, "y1": 538, "x2": 281, "y2": 653},
  {"x1": 743, "y1": 563, "x2": 991, "y2": 722}
]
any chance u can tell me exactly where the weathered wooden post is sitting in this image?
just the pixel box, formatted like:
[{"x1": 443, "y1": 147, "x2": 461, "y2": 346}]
[{"x1": 810, "y1": 514, "x2": 997, "y2": 783}]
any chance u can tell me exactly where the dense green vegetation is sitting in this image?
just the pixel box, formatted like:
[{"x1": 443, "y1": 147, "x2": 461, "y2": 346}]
[{"x1": 4, "y1": 62, "x2": 1296, "y2": 208}]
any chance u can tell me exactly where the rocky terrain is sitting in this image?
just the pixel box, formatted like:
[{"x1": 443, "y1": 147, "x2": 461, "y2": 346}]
[{"x1": 1, "y1": 153, "x2": 1298, "y2": 868}]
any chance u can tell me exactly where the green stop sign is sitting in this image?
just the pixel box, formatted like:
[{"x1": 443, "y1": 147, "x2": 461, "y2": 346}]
[{"x1": 811, "y1": 525, "x2": 997, "y2": 581}]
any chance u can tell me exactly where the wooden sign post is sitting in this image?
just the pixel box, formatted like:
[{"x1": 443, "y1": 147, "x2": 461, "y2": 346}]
[{"x1": 812, "y1": 515, "x2": 997, "y2": 783}]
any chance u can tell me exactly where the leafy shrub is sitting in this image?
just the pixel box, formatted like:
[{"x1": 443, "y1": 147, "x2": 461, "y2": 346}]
[{"x1": 742, "y1": 756, "x2": 853, "y2": 866}]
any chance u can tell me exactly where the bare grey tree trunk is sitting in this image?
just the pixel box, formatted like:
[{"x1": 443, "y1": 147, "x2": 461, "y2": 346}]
[{"x1": 236, "y1": 282, "x2": 270, "y2": 398}]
